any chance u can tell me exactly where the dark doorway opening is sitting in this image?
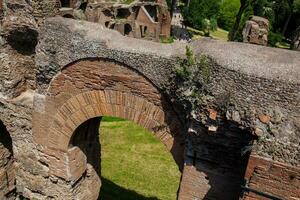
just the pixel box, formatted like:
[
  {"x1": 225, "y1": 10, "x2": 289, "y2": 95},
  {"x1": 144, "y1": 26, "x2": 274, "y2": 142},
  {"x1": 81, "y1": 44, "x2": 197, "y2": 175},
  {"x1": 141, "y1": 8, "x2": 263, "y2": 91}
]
[
  {"x1": 140, "y1": 25, "x2": 148, "y2": 38},
  {"x1": 124, "y1": 24, "x2": 133, "y2": 35}
]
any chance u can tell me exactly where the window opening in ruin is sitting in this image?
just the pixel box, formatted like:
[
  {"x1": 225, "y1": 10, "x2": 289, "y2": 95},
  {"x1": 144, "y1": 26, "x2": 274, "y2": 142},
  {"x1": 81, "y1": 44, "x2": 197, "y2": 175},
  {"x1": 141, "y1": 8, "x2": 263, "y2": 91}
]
[
  {"x1": 103, "y1": 10, "x2": 113, "y2": 17},
  {"x1": 116, "y1": 8, "x2": 131, "y2": 19},
  {"x1": 140, "y1": 25, "x2": 148, "y2": 38},
  {"x1": 124, "y1": 24, "x2": 132, "y2": 35},
  {"x1": 69, "y1": 116, "x2": 181, "y2": 199},
  {"x1": 60, "y1": 0, "x2": 70, "y2": 7},
  {"x1": 110, "y1": 23, "x2": 115, "y2": 29},
  {"x1": 79, "y1": 2, "x2": 87, "y2": 11},
  {"x1": 144, "y1": 5, "x2": 158, "y2": 22},
  {"x1": 105, "y1": 21, "x2": 110, "y2": 28}
]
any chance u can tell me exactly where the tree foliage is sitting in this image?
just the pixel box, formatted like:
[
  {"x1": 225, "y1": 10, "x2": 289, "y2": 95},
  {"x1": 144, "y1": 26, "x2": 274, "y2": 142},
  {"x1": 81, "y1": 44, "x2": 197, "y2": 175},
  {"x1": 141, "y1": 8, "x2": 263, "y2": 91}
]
[
  {"x1": 182, "y1": 0, "x2": 221, "y2": 30},
  {"x1": 180, "y1": 0, "x2": 300, "y2": 47},
  {"x1": 218, "y1": 0, "x2": 240, "y2": 31}
]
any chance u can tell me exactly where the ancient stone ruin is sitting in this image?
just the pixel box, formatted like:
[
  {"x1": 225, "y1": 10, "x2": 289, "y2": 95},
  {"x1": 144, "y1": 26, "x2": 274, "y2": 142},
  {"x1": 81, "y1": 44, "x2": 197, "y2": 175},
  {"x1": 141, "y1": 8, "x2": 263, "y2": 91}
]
[
  {"x1": 0, "y1": 1, "x2": 299, "y2": 200},
  {"x1": 292, "y1": 26, "x2": 300, "y2": 51},
  {"x1": 58, "y1": 0, "x2": 171, "y2": 41},
  {"x1": 243, "y1": 16, "x2": 269, "y2": 46}
]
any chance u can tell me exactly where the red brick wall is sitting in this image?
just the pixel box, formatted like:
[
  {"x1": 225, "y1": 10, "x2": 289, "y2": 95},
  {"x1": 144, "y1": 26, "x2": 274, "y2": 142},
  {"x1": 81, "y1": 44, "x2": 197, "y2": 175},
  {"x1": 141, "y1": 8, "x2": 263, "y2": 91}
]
[
  {"x1": 241, "y1": 155, "x2": 300, "y2": 200},
  {"x1": 178, "y1": 165, "x2": 211, "y2": 200}
]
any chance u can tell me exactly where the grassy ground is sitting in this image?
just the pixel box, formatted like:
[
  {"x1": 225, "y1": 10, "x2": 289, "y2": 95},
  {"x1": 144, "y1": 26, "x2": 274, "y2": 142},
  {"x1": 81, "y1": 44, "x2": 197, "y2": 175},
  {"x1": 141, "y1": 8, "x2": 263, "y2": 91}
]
[
  {"x1": 210, "y1": 28, "x2": 229, "y2": 41},
  {"x1": 99, "y1": 117, "x2": 181, "y2": 200},
  {"x1": 187, "y1": 26, "x2": 229, "y2": 41}
]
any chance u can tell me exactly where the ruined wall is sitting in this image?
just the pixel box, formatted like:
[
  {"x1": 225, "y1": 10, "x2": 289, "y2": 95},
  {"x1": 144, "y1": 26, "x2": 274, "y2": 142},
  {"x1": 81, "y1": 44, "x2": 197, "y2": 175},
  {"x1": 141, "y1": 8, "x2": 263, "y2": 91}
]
[
  {"x1": 0, "y1": 4, "x2": 299, "y2": 198},
  {"x1": 242, "y1": 154, "x2": 299, "y2": 200},
  {"x1": 243, "y1": 16, "x2": 269, "y2": 46},
  {"x1": 31, "y1": 18, "x2": 299, "y2": 200},
  {"x1": 0, "y1": 119, "x2": 15, "y2": 199},
  {"x1": 0, "y1": 0, "x2": 38, "y2": 99},
  {"x1": 30, "y1": 0, "x2": 58, "y2": 25}
]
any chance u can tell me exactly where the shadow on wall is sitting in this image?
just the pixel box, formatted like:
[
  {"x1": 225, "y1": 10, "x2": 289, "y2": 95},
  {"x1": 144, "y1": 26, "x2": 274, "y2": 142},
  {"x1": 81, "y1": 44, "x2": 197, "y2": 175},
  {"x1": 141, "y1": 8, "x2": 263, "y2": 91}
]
[
  {"x1": 0, "y1": 120, "x2": 15, "y2": 198},
  {"x1": 70, "y1": 117, "x2": 101, "y2": 176},
  {"x1": 99, "y1": 177, "x2": 160, "y2": 200},
  {"x1": 180, "y1": 122, "x2": 254, "y2": 200},
  {"x1": 0, "y1": 120, "x2": 13, "y2": 155}
]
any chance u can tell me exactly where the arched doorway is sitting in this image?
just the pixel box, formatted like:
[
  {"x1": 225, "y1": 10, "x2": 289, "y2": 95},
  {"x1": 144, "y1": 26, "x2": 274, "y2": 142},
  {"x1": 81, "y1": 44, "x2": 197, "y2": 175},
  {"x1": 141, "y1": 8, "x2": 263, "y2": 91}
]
[
  {"x1": 34, "y1": 58, "x2": 185, "y2": 199},
  {"x1": 70, "y1": 116, "x2": 181, "y2": 199}
]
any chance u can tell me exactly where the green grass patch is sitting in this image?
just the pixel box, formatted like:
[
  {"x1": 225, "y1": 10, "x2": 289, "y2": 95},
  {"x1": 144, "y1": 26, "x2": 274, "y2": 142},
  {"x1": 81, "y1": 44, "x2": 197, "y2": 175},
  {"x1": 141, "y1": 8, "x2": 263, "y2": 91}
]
[
  {"x1": 160, "y1": 36, "x2": 175, "y2": 44},
  {"x1": 210, "y1": 28, "x2": 229, "y2": 41},
  {"x1": 99, "y1": 117, "x2": 181, "y2": 200},
  {"x1": 275, "y1": 41, "x2": 290, "y2": 49},
  {"x1": 187, "y1": 27, "x2": 228, "y2": 41},
  {"x1": 101, "y1": 116, "x2": 127, "y2": 122}
]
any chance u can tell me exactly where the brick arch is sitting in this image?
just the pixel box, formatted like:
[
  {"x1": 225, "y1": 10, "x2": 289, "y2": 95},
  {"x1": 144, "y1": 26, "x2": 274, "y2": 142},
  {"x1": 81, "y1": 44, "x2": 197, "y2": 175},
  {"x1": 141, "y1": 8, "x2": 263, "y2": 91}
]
[
  {"x1": 33, "y1": 58, "x2": 185, "y2": 198},
  {"x1": 50, "y1": 90, "x2": 177, "y2": 152}
]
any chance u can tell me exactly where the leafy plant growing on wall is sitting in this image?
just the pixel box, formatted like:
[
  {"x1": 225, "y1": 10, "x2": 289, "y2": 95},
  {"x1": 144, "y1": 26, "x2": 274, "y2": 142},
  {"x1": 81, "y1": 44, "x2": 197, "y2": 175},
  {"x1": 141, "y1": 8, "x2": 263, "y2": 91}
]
[{"x1": 166, "y1": 46, "x2": 212, "y2": 114}]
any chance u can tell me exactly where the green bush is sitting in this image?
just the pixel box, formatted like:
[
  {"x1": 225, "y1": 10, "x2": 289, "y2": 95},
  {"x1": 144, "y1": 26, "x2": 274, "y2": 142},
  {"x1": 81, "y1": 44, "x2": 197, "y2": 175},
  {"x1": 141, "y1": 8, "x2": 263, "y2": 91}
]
[{"x1": 268, "y1": 32, "x2": 283, "y2": 47}]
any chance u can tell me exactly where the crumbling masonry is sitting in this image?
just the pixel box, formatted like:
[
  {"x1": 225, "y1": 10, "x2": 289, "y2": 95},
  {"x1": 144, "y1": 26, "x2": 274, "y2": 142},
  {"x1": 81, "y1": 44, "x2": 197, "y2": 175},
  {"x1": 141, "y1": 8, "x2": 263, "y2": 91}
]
[
  {"x1": 0, "y1": 1, "x2": 299, "y2": 200},
  {"x1": 58, "y1": 0, "x2": 171, "y2": 41}
]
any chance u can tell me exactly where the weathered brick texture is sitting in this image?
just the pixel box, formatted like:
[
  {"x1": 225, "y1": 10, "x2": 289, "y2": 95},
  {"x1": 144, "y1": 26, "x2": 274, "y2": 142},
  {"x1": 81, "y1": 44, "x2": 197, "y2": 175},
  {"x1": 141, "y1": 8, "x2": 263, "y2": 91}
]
[
  {"x1": 32, "y1": 59, "x2": 185, "y2": 199},
  {"x1": 241, "y1": 155, "x2": 300, "y2": 200}
]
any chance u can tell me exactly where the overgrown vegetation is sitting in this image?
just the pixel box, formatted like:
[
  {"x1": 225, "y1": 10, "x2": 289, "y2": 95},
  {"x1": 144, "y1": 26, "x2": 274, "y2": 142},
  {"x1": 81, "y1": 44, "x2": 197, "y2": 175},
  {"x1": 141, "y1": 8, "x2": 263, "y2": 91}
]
[
  {"x1": 167, "y1": 46, "x2": 212, "y2": 112},
  {"x1": 176, "y1": 0, "x2": 300, "y2": 48},
  {"x1": 99, "y1": 117, "x2": 181, "y2": 200}
]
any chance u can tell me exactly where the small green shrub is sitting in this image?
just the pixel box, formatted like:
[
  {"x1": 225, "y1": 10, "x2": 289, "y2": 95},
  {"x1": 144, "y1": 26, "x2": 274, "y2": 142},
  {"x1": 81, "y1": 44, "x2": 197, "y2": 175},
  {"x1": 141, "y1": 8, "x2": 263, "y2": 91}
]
[
  {"x1": 175, "y1": 59, "x2": 191, "y2": 79},
  {"x1": 175, "y1": 46, "x2": 195, "y2": 79},
  {"x1": 186, "y1": 46, "x2": 195, "y2": 65},
  {"x1": 198, "y1": 55, "x2": 211, "y2": 83}
]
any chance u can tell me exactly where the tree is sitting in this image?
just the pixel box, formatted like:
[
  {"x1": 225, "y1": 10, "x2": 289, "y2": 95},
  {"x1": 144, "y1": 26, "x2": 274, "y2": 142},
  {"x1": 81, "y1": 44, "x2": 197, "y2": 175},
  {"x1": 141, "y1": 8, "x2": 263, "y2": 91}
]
[
  {"x1": 282, "y1": 0, "x2": 294, "y2": 35},
  {"x1": 182, "y1": 0, "x2": 221, "y2": 30},
  {"x1": 228, "y1": 0, "x2": 256, "y2": 41},
  {"x1": 218, "y1": 0, "x2": 240, "y2": 31},
  {"x1": 202, "y1": 18, "x2": 218, "y2": 36}
]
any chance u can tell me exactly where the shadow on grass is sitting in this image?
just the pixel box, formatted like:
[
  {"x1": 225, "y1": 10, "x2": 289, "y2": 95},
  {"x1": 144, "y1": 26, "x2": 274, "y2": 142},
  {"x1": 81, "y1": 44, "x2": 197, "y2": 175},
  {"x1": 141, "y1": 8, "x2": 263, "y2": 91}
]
[{"x1": 99, "y1": 177, "x2": 160, "y2": 200}]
